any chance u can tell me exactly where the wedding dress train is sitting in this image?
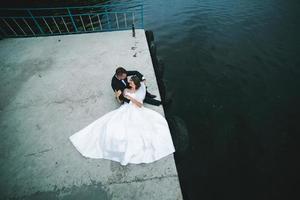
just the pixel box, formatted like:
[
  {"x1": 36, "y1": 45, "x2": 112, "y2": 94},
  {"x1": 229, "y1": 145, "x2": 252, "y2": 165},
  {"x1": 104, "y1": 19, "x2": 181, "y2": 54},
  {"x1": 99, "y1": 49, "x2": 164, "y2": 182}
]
[{"x1": 69, "y1": 83, "x2": 175, "y2": 165}]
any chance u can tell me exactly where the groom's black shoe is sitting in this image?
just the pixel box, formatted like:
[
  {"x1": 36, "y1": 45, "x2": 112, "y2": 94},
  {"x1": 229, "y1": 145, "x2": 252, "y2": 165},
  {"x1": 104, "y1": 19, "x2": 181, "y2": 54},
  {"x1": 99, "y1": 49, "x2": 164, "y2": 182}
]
[
  {"x1": 144, "y1": 97, "x2": 161, "y2": 106},
  {"x1": 146, "y1": 92, "x2": 157, "y2": 99},
  {"x1": 148, "y1": 94, "x2": 157, "y2": 99}
]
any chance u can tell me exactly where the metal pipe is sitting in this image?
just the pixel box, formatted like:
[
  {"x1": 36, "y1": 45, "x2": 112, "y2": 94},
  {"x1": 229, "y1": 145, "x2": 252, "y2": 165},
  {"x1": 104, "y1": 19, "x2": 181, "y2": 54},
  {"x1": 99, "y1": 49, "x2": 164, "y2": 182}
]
[
  {"x1": 22, "y1": 18, "x2": 35, "y2": 35},
  {"x1": 42, "y1": 17, "x2": 53, "y2": 34},
  {"x1": 115, "y1": 13, "x2": 119, "y2": 29},
  {"x1": 97, "y1": 14, "x2": 102, "y2": 30},
  {"x1": 27, "y1": 9, "x2": 44, "y2": 34},
  {"x1": 89, "y1": 15, "x2": 94, "y2": 31},
  {"x1": 132, "y1": 12, "x2": 135, "y2": 25},
  {"x1": 67, "y1": 8, "x2": 78, "y2": 32},
  {"x1": 79, "y1": 15, "x2": 86, "y2": 31},
  {"x1": 61, "y1": 17, "x2": 70, "y2": 32},
  {"x1": 52, "y1": 17, "x2": 61, "y2": 33},
  {"x1": 124, "y1": 13, "x2": 127, "y2": 28},
  {"x1": 141, "y1": 4, "x2": 144, "y2": 28},
  {"x1": 13, "y1": 18, "x2": 26, "y2": 35},
  {"x1": 105, "y1": 6, "x2": 111, "y2": 29}
]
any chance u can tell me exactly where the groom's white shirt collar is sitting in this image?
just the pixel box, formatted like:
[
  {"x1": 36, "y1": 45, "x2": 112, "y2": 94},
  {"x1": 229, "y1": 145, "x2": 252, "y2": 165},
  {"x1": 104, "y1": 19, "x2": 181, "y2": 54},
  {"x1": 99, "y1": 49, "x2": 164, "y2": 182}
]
[{"x1": 115, "y1": 75, "x2": 127, "y2": 86}]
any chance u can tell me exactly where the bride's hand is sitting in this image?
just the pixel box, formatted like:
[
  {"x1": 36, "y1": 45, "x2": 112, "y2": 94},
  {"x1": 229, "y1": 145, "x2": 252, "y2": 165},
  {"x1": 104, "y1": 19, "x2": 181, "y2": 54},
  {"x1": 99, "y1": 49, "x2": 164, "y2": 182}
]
[
  {"x1": 115, "y1": 90, "x2": 122, "y2": 97},
  {"x1": 124, "y1": 94, "x2": 131, "y2": 100}
]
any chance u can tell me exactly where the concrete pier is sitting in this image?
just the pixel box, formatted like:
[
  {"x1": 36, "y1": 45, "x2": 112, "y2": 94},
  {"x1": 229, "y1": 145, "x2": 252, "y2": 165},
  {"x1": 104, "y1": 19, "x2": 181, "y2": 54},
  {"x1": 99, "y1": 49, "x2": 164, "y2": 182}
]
[{"x1": 0, "y1": 30, "x2": 183, "y2": 199}]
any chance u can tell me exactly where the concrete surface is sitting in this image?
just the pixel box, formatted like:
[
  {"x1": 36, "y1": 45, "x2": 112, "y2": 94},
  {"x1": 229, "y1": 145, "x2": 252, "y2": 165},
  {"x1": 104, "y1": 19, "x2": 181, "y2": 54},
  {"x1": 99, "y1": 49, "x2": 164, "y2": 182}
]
[{"x1": 0, "y1": 30, "x2": 183, "y2": 199}]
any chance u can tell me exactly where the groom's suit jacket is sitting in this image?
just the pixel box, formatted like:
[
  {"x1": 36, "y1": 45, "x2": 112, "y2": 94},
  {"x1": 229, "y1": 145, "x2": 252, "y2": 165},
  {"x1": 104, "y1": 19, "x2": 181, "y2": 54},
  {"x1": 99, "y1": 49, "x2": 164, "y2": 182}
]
[{"x1": 111, "y1": 70, "x2": 144, "y2": 103}]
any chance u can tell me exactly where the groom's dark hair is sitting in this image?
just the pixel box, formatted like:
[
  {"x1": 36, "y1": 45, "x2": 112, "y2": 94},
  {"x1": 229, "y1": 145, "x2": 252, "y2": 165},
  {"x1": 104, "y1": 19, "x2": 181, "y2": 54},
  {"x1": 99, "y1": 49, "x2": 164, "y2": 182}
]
[{"x1": 116, "y1": 67, "x2": 127, "y2": 76}]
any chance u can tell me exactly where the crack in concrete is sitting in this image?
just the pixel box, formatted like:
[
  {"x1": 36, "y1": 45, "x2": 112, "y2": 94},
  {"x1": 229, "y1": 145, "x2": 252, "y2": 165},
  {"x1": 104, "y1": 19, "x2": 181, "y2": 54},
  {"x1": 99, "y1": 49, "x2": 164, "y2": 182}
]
[
  {"x1": 52, "y1": 94, "x2": 100, "y2": 105},
  {"x1": 24, "y1": 148, "x2": 53, "y2": 157},
  {"x1": 106, "y1": 174, "x2": 178, "y2": 186},
  {"x1": 2, "y1": 93, "x2": 103, "y2": 113},
  {"x1": 49, "y1": 93, "x2": 103, "y2": 106}
]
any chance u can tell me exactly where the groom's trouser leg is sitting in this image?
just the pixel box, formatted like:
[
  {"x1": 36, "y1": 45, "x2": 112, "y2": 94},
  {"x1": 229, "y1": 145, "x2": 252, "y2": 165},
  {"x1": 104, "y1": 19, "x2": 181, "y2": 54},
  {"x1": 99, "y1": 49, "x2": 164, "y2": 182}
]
[{"x1": 144, "y1": 96, "x2": 161, "y2": 106}]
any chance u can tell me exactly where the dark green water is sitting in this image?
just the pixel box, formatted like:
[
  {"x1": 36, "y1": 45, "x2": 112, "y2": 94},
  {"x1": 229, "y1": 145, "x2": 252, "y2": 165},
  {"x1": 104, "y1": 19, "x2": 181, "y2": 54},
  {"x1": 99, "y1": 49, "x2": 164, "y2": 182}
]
[
  {"x1": 137, "y1": 0, "x2": 300, "y2": 199},
  {"x1": 4, "y1": 0, "x2": 299, "y2": 199}
]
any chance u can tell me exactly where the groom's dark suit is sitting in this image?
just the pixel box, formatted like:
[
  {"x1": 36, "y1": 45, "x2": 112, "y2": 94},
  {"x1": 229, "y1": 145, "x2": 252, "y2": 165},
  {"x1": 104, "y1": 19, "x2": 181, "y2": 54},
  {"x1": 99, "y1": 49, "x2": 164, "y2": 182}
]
[{"x1": 111, "y1": 70, "x2": 161, "y2": 106}]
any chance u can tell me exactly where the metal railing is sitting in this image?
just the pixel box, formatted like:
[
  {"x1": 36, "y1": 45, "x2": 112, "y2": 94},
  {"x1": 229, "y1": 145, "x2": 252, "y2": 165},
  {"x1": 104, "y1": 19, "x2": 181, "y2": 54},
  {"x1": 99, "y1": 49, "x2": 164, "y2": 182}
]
[{"x1": 0, "y1": 3, "x2": 144, "y2": 38}]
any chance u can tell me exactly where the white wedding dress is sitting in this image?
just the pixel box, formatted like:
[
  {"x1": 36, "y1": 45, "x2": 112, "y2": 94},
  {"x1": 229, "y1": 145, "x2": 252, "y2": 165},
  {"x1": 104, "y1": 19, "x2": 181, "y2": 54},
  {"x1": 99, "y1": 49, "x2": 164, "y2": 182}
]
[{"x1": 69, "y1": 83, "x2": 175, "y2": 165}]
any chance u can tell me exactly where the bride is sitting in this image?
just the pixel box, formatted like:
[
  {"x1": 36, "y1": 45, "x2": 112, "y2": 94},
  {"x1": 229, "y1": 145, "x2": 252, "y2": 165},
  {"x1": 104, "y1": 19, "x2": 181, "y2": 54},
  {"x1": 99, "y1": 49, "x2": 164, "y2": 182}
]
[{"x1": 69, "y1": 75, "x2": 175, "y2": 165}]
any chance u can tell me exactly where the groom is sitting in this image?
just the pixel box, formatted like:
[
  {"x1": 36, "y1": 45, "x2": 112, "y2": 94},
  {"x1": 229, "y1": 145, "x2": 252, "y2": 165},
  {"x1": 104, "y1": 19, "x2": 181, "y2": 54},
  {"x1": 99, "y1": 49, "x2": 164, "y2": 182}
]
[{"x1": 111, "y1": 67, "x2": 161, "y2": 106}]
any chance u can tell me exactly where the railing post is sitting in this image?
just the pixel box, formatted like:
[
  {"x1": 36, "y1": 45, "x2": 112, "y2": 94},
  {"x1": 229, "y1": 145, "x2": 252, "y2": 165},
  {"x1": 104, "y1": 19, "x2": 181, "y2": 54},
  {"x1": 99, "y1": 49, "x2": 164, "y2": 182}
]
[
  {"x1": 105, "y1": 6, "x2": 111, "y2": 30},
  {"x1": 27, "y1": 9, "x2": 44, "y2": 34},
  {"x1": 141, "y1": 5, "x2": 144, "y2": 29},
  {"x1": 132, "y1": 23, "x2": 135, "y2": 37},
  {"x1": 67, "y1": 8, "x2": 78, "y2": 32}
]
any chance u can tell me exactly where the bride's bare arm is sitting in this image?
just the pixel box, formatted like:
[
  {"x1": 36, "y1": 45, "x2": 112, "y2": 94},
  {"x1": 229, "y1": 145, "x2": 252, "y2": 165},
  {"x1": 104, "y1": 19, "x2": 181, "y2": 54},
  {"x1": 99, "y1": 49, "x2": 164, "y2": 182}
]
[
  {"x1": 115, "y1": 90, "x2": 122, "y2": 103},
  {"x1": 124, "y1": 94, "x2": 143, "y2": 108}
]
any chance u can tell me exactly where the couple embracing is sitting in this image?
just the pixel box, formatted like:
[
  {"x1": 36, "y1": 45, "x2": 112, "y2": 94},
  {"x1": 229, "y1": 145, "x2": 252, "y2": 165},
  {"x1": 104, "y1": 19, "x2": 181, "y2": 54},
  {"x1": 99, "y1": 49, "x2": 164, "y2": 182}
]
[{"x1": 69, "y1": 67, "x2": 175, "y2": 166}]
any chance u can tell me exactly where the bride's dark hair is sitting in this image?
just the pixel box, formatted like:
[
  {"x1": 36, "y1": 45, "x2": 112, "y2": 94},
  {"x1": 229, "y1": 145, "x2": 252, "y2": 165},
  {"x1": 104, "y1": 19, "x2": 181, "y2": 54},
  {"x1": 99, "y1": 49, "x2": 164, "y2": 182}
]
[{"x1": 130, "y1": 75, "x2": 141, "y2": 90}]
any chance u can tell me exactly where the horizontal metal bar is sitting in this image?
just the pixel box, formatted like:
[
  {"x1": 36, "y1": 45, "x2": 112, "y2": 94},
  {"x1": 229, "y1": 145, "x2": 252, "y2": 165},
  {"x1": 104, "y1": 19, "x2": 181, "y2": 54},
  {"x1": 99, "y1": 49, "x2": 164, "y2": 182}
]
[
  {"x1": 0, "y1": 4, "x2": 143, "y2": 11},
  {"x1": 0, "y1": 27, "x2": 144, "y2": 38},
  {"x1": 0, "y1": 11, "x2": 142, "y2": 19}
]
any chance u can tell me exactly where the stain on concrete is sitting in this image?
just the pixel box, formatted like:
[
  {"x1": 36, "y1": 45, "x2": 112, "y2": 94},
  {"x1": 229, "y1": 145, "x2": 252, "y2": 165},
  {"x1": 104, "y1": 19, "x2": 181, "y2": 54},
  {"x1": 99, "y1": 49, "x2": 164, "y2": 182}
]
[
  {"x1": 108, "y1": 161, "x2": 129, "y2": 184},
  {"x1": 36, "y1": 124, "x2": 41, "y2": 130},
  {"x1": 0, "y1": 58, "x2": 54, "y2": 110}
]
